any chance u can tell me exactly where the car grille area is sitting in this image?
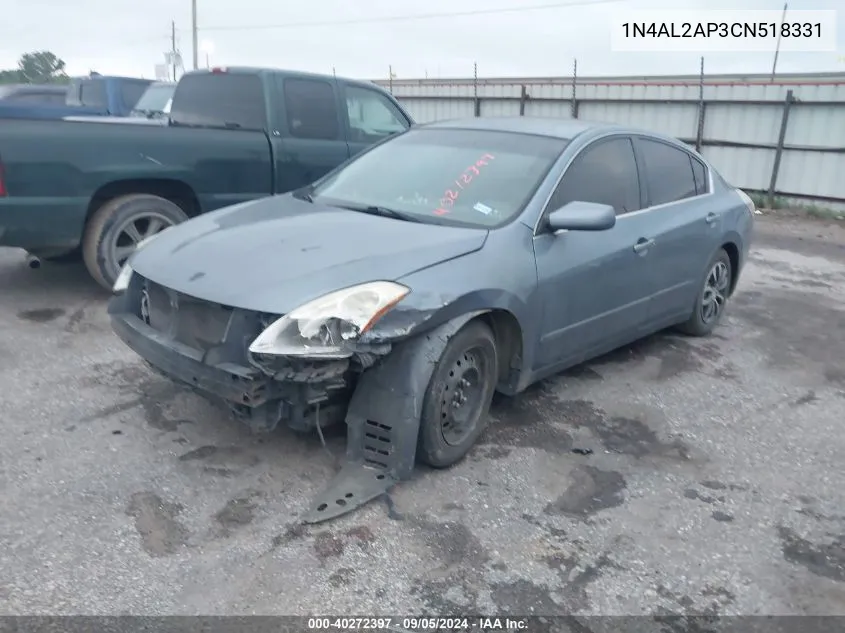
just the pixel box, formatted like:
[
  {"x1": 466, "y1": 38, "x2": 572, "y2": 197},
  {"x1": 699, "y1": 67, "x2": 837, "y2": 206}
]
[{"x1": 138, "y1": 276, "x2": 267, "y2": 357}]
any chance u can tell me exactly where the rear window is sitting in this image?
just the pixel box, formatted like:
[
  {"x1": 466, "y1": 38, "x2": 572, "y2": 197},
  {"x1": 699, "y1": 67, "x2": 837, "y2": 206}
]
[{"x1": 170, "y1": 73, "x2": 265, "y2": 130}]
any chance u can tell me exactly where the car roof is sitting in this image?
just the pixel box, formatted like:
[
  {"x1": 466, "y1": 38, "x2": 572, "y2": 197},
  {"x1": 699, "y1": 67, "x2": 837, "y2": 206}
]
[{"x1": 420, "y1": 117, "x2": 684, "y2": 146}]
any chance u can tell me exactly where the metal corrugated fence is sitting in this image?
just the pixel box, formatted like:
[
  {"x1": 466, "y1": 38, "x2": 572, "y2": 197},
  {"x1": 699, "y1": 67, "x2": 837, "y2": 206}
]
[{"x1": 374, "y1": 74, "x2": 845, "y2": 208}]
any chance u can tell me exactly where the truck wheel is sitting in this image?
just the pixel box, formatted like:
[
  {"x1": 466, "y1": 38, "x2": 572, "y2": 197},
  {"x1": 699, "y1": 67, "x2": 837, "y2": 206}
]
[
  {"x1": 82, "y1": 194, "x2": 189, "y2": 290},
  {"x1": 417, "y1": 320, "x2": 499, "y2": 468}
]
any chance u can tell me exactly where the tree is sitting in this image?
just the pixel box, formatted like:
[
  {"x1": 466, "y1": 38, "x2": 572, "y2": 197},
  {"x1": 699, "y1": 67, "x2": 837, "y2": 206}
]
[
  {"x1": 18, "y1": 51, "x2": 69, "y2": 83},
  {"x1": 0, "y1": 51, "x2": 70, "y2": 84}
]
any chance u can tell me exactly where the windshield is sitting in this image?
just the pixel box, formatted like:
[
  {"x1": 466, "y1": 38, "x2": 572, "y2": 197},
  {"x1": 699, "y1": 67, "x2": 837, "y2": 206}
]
[
  {"x1": 311, "y1": 128, "x2": 568, "y2": 228},
  {"x1": 133, "y1": 84, "x2": 175, "y2": 114}
]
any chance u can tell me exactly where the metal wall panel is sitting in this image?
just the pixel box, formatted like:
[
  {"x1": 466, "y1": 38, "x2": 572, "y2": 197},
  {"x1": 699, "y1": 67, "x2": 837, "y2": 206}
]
[
  {"x1": 703, "y1": 103, "x2": 783, "y2": 144},
  {"x1": 778, "y1": 151, "x2": 845, "y2": 199},
  {"x1": 701, "y1": 146, "x2": 775, "y2": 191},
  {"x1": 384, "y1": 73, "x2": 845, "y2": 204}
]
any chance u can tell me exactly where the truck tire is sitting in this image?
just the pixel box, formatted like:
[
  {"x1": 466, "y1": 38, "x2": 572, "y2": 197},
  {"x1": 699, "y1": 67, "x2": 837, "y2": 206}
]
[{"x1": 82, "y1": 193, "x2": 189, "y2": 290}]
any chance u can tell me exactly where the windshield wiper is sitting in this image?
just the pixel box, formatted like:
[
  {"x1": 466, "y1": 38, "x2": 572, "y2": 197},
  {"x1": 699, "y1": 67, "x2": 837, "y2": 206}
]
[{"x1": 334, "y1": 203, "x2": 422, "y2": 223}]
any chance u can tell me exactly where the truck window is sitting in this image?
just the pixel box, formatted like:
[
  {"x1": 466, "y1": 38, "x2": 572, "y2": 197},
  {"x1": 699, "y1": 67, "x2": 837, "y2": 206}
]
[
  {"x1": 170, "y1": 73, "x2": 265, "y2": 130},
  {"x1": 344, "y1": 85, "x2": 408, "y2": 143},
  {"x1": 79, "y1": 80, "x2": 107, "y2": 107},
  {"x1": 282, "y1": 78, "x2": 339, "y2": 141},
  {"x1": 120, "y1": 80, "x2": 151, "y2": 109}
]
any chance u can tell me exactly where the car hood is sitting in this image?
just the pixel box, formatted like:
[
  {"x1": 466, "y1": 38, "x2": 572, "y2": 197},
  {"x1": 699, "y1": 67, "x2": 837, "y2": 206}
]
[{"x1": 130, "y1": 195, "x2": 488, "y2": 314}]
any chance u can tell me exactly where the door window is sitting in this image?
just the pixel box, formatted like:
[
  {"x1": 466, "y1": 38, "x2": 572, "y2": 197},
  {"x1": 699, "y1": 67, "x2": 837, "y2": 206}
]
[
  {"x1": 344, "y1": 85, "x2": 408, "y2": 143},
  {"x1": 690, "y1": 155, "x2": 708, "y2": 195},
  {"x1": 638, "y1": 138, "x2": 699, "y2": 205},
  {"x1": 547, "y1": 137, "x2": 641, "y2": 216},
  {"x1": 283, "y1": 78, "x2": 340, "y2": 141}
]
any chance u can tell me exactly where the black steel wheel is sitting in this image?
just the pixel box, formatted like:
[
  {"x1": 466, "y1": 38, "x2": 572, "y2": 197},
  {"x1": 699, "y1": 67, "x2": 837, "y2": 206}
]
[
  {"x1": 677, "y1": 248, "x2": 733, "y2": 337},
  {"x1": 417, "y1": 320, "x2": 498, "y2": 468}
]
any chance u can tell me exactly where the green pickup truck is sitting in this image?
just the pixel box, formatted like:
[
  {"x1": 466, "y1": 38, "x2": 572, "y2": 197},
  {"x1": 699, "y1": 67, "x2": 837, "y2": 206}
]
[{"x1": 0, "y1": 67, "x2": 414, "y2": 288}]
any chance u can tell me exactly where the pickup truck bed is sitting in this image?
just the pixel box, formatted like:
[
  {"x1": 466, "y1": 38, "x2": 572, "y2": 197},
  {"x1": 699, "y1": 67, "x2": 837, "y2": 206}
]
[{"x1": 0, "y1": 67, "x2": 414, "y2": 288}]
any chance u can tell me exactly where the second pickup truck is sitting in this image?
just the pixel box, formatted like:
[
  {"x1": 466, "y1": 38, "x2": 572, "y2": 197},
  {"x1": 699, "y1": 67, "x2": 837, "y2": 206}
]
[{"x1": 0, "y1": 67, "x2": 414, "y2": 288}]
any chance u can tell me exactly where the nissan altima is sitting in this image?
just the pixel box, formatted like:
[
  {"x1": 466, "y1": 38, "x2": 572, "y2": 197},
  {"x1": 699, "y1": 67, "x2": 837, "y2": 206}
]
[{"x1": 108, "y1": 117, "x2": 755, "y2": 522}]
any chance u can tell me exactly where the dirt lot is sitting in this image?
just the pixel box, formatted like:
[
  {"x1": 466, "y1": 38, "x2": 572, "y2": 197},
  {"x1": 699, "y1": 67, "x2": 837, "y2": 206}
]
[{"x1": 1, "y1": 213, "x2": 844, "y2": 617}]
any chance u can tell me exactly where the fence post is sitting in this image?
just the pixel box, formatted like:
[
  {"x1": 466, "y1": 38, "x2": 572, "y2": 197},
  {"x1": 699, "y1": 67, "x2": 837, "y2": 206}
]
[
  {"x1": 570, "y1": 58, "x2": 578, "y2": 118},
  {"x1": 768, "y1": 89, "x2": 794, "y2": 208},
  {"x1": 695, "y1": 56, "x2": 706, "y2": 153},
  {"x1": 519, "y1": 84, "x2": 528, "y2": 116},
  {"x1": 473, "y1": 62, "x2": 480, "y2": 117}
]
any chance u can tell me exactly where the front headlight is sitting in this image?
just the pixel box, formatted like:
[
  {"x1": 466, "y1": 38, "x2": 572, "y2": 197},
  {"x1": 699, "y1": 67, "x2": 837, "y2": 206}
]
[
  {"x1": 112, "y1": 263, "x2": 134, "y2": 293},
  {"x1": 111, "y1": 231, "x2": 168, "y2": 294},
  {"x1": 248, "y1": 281, "x2": 410, "y2": 358}
]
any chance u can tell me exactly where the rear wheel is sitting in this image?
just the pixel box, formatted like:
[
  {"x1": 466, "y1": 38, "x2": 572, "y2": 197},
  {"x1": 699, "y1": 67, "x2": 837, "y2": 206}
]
[
  {"x1": 417, "y1": 320, "x2": 499, "y2": 468},
  {"x1": 677, "y1": 248, "x2": 733, "y2": 337},
  {"x1": 82, "y1": 193, "x2": 188, "y2": 290}
]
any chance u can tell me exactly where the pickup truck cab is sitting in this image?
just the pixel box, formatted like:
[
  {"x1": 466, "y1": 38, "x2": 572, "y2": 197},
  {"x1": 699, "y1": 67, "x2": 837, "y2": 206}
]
[
  {"x1": 0, "y1": 74, "x2": 152, "y2": 119},
  {"x1": 0, "y1": 67, "x2": 414, "y2": 288}
]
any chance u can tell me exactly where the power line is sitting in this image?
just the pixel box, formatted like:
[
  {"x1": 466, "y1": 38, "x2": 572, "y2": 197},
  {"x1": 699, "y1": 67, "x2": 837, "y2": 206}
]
[{"x1": 198, "y1": 0, "x2": 624, "y2": 32}]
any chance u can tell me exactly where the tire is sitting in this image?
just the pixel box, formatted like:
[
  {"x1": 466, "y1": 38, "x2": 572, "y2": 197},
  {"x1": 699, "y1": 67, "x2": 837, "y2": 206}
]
[
  {"x1": 417, "y1": 320, "x2": 499, "y2": 468},
  {"x1": 82, "y1": 194, "x2": 189, "y2": 290},
  {"x1": 676, "y1": 248, "x2": 733, "y2": 337}
]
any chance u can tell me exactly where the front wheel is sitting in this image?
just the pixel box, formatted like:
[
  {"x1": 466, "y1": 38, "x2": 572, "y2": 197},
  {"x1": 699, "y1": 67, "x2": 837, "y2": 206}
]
[
  {"x1": 677, "y1": 248, "x2": 733, "y2": 337},
  {"x1": 417, "y1": 320, "x2": 499, "y2": 468},
  {"x1": 82, "y1": 193, "x2": 189, "y2": 290}
]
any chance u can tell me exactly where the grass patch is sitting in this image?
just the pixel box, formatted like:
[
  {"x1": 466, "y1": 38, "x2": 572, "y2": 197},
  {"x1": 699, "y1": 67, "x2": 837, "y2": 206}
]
[{"x1": 745, "y1": 191, "x2": 845, "y2": 221}]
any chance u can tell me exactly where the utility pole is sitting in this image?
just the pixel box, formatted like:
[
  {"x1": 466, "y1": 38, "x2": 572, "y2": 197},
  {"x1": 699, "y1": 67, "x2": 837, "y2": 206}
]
[
  {"x1": 171, "y1": 21, "x2": 178, "y2": 81},
  {"x1": 770, "y1": 2, "x2": 787, "y2": 82},
  {"x1": 191, "y1": 0, "x2": 198, "y2": 70}
]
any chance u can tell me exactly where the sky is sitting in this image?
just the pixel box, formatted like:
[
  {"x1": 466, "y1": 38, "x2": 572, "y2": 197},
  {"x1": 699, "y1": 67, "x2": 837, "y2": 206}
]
[{"x1": 2, "y1": 0, "x2": 843, "y2": 80}]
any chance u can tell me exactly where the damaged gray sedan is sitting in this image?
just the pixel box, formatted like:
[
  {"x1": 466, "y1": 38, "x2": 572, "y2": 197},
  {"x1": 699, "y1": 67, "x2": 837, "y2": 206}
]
[{"x1": 108, "y1": 117, "x2": 754, "y2": 522}]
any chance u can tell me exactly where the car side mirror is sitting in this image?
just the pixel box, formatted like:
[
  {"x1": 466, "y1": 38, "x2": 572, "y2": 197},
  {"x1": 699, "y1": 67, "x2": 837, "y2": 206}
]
[{"x1": 547, "y1": 201, "x2": 616, "y2": 232}]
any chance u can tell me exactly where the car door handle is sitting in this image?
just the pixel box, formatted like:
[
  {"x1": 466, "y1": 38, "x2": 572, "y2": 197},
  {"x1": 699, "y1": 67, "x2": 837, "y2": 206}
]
[
  {"x1": 705, "y1": 212, "x2": 718, "y2": 224},
  {"x1": 633, "y1": 238, "x2": 655, "y2": 254}
]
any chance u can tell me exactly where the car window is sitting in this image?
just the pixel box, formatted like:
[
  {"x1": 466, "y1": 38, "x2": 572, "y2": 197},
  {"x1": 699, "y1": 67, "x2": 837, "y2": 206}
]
[
  {"x1": 311, "y1": 128, "x2": 567, "y2": 228},
  {"x1": 638, "y1": 138, "x2": 698, "y2": 206},
  {"x1": 283, "y1": 78, "x2": 340, "y2": 141},
  {"x1": 170, "y1": 73, "x2": 265, "y2": 130},
  {"x1": 344, "y1": 85, "x2": 409, "y2": 143},
  {"x1": 690, "y1": 155, "x2": 708, "y2": 195},
  {"x1": 547, "y1": 137, "x2": 641, "y2": 216},
  {"x1": 79, "y1": 80, "x2": 107, "y2": 107},
  {"x1": 133, "y1": 83, "x2": 175, "y2": 114},
  {"x1": 120, "y1": 80, "x2": 151, "y2": 110}
]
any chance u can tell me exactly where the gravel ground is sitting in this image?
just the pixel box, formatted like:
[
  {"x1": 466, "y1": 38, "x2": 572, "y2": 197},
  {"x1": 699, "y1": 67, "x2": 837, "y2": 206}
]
[{"x1": 1, "y1": 213, "x2": 844, "y2": 617}]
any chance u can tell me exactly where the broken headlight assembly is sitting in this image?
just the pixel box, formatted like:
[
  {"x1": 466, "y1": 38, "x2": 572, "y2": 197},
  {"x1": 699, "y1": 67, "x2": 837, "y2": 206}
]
[
  {"x1": 248, "y1": 281, "x2": 410, "y2": 359},
  {"x1": 112, "y1": 232, "x2": 167, "y2": 294}
]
